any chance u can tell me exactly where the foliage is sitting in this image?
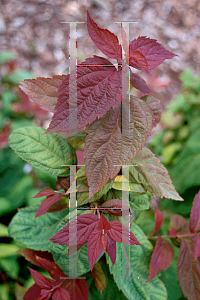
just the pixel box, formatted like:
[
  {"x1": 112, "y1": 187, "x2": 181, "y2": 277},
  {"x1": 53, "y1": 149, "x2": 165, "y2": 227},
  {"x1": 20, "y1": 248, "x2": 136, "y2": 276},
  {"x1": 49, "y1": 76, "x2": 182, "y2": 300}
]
[
  {"x1": 6, "y1": 10, "x2": 200, "y2": 300},
  {"x1": 150, "y1": 69, "x2": 200, "y2": 215}
]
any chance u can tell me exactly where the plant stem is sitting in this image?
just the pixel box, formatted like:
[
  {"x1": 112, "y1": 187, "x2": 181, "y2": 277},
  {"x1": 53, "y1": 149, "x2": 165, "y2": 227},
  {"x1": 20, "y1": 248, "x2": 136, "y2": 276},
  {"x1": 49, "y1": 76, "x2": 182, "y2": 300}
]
[{"x1": 147, "y1": 232, "x2": 200, "y2": 240}]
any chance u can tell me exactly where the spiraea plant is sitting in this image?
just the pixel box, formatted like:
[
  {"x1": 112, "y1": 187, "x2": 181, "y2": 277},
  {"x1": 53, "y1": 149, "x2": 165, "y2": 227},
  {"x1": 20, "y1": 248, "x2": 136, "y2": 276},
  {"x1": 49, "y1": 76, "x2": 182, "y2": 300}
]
[{"x1": 8, "y1": 11, "x2": 200, "y2": 300}]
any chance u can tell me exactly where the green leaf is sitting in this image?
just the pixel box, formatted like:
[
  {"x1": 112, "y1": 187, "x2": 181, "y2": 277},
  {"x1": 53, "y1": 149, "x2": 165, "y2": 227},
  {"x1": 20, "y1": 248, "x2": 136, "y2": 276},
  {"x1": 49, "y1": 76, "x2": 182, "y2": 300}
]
[
  {"x1": 89, "y1": 262, "x2": 128, "y2": 299},
  {"x1": 9, "y1": 126, "x2": 77, "y2": 177},
  {"x1": 168, "y1": 128, "x2": 200, "y2": 193},
  {"x1": 0, "y1": 51, "x2": 17, "y2": 64},
  {"x1": 0, "y1": 224, "x2": 9, "y2": 237},
  {"x1": 0, "y1": 256, "x2": 20, "y2": 279},
  {"x1": 8, "y1": 205, "x2": 68, "y2": 251},
  {"x1": 51, "y1": 243, "x2": 91, "y2": 277},
  {"x1": 0, "y1": 244, "x2": 19, "y2": 258},
  {"x1": 3, "y1": 69, "x2": 34, "y2": 84},
  {"x1": 106, "y1": 223, "x2": 167, "y2": 300},
  {"x1": 112, "y1": 175, "x2": 146, "y2": 194},
  {"x1": 130, "y1": 194, "x2": 149, "y2": 210}
]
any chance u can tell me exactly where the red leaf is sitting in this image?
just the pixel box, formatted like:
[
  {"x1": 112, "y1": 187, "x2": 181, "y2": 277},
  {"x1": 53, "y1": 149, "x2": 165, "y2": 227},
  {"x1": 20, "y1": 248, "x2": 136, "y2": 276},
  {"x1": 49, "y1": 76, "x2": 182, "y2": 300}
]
[
  {"x1": 100, "y1": 199, "x2": 131, "y2": 216},
  {"x1": 87, "y1": 11, "x2": 122, "y2": 59},
  {"x1": 108, "y1": 221, "x2": 141, "y2": 245},
  {"x1": 169, "y1": 214, "x2": 189, "y2": 235},
  {"x1": 46, "y1": 56, "x2": 122, "y2": 134},
  {"x1": 147, "y1": 235, "x2": 174, "y2": 281},
  {"x1": 32, "y1": 189, "x2": 56, "y2": 198},
  {"x1": 65, "y1": 279, "x2": 89, "y2": 300},
  {"x1": 52, "y1": 287, "x2": 70, "y2": 300},
  {"x1": 97, "y1": 213, "x2": 111, "y2": 231},
  {"x1": 168, "y1": 228, "x2": 177, "y2": 237},
  {"x1": 130, "y1": 71, "x2": 151, "y2": 94},
  {"x1": 18, "y1": 248, "x2": 53, "y2": 267},
  {"x1": 129, "y1": 50, "x2": 149, "y2": 74},
  {"x1": 190, "y1": 190, "x2": 200, "y2": 233},
  {"x1": 36, "y1": 256, "x2": 66, "y2": 281},
  {"x1": 24, "y1": 284, "x2": 41, "y2": 300},
  {"x1": 85, "y1": 96, "x2": 154, "y2": 198},
  {"x1": 28, "y1": 268, "x2": 58, "y2": 290},
  {"x1": 106, "y1": 234, "x2": 116, "y2": 265},
  {"x1": 194, "y1": 232, "x2": 200, "y2": 260},
  {"x1": 35, "y1": 194, "x2": 64, "y2": 218},
  {"x1": 87, "y1": 229, "x2": 104, "y2": 270},
  {"x1": 90, "y1": 262, "x2": 106, "y2": 294},
  {"x1": 56, "y1": 177, "x2": 70, "y2": 192},
  {"x1": 50, "y1": 214, "x2": 99, "y2": 246},
  {"x1": 0, "y1": 123, "x2": 11, "y2": 148},
  {"x1": 19, "y1": 75, "x2": 65, "y2": 112},
  {"x1": 152, "y1": 209, "x2": 165, "y2": 236},
  {"x1": 130, "y1": 36, "x2": 177, "y2": 70},
  {"x1": 177, "y1": 239, "x2": 200, "y2": 300}
]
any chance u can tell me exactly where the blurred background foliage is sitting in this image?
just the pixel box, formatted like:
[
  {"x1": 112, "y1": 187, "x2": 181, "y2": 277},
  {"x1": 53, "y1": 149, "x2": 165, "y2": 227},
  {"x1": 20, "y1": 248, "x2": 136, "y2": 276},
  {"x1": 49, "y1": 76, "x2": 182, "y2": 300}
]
[
  {"x1": 150, "y1": 69, "x2": 200, "y2": 217},
  {"x1": 0, "y1": 52, "x2": 58, "y2": 300}
]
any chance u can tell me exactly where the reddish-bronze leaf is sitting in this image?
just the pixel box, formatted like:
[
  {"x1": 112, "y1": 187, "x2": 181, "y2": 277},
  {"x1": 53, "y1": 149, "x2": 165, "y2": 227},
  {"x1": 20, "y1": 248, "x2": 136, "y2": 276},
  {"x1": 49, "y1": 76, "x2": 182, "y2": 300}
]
[
  {"x1": 19, "y1": 75, "x2": 65, "y2": 112},
  {"x1": 190, "y1": 190, "x2": 200, "y2": 233},
  {"x1": 35, "y1": 193, "x2": 64, "y2": 218},
  {"x1": 97, "y1": 212, "x2": 111, "y2": 231},
  {"x1": 130, "y1": 147, "x2": 183, "y2": 200},
  {"x1": 50, "y1": 214, "x2": 99, "y2": 246},
  {"x1": 56, "y1": 176, "x2": 70, "y2": 192},
  {"x1": 24, "y1": 284, "x2": 41, "y2": 300},
  {"x1": 147, "y1": 235, "x2": 174, "y2": 281},
  {"x1": 130, "y1": 36, "x2": 177, "y2": 70},
  {"x1": 28, "y1": 267, "x2": 58, "y2": 290},
  {"x1": 106, "y1": 234, "x2": 116, "y2": 265},
  {"x1": 88, "y1": 229, "x2": 104, "y2": 270},
  {"x1": 152, "y1": 209, "x2": 165, "y2": 236},
  {"x1": 100, "y1": 199, "x2": 131, "y2": 216},
  {"x1": 64, "y1": 279, "x2": 89, "y2": 300},
  {"x1": 177, "y1": 239, "x2": 200, "y2": 300},
  {"x1": 90, "y1": 262, "x2": 106, "y2": 294},
  {"x1": 143, "y1": 96, "x2": 162, "y2": 127},
  {"x1": 52, "y1": 287, "x2": 70, "y2": 300},
  {"x1": 32, "y1": 189, "x2": 56, "y2": 198},
  {"x1": 85, "y1": 96, "x2": 154, "y2": 198},
  {"x1": 46, "y1": 56, "x2": 122, "y2": 134},
  {"x1": 18, "y1": 248, "x2": 53, "y2": 267},
  {"x1": 87, "y1": 11, "x2": 122, "y2": 59},
  {"x1": 47, "y1": 196, "x2": 69, "y2": 213},
  {"x1": 194, "y1": 232, "x2": 200, "y2": 261},
  {"x1": 129, "y1": 50, "x2": 149, "y2": 74},
  {"x1": 107, "y1": 221, "x2": 141, "y2": 245},
  {"x1": 130, "y1": 71, "x2": 151, "y2": 94},
  {"x1": 169, "y1": 214, "x2": 190, "y2": 235},
  {"x1": 168, "y1": 228, "x2": 177, "y2": 237},
  {"x1": 36, "y1": 256, "x2": 66, "y2": 281}
]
